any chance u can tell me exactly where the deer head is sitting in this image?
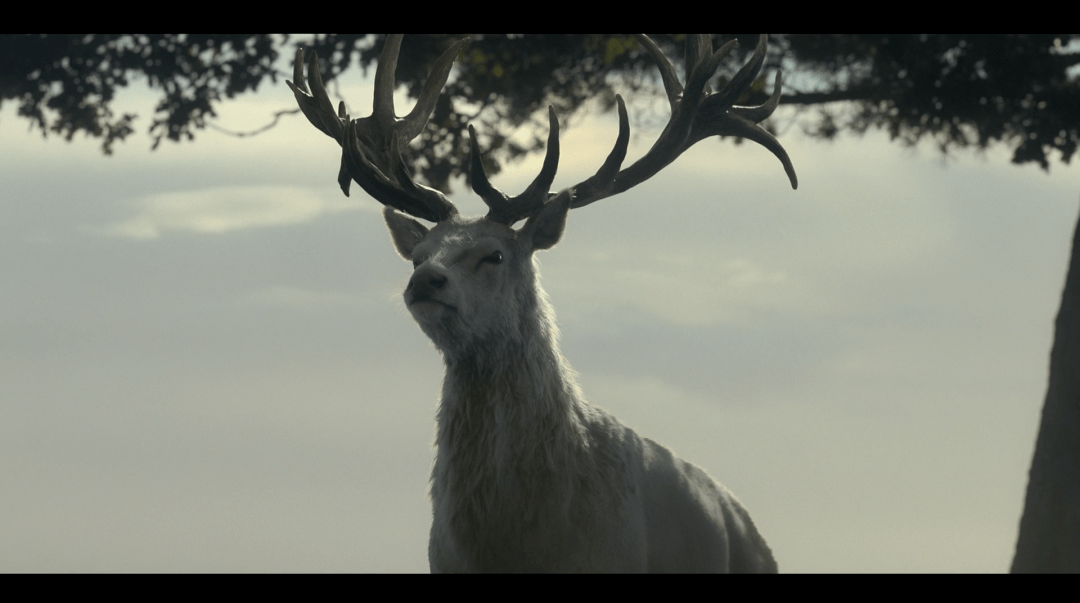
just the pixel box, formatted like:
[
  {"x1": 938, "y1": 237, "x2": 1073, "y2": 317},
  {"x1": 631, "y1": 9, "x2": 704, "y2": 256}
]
[{"x1": 288, "y1": 34, "x2": 797, "y2": 358}]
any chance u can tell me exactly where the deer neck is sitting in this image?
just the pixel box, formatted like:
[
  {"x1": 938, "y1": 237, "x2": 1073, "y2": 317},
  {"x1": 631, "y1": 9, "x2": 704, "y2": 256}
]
[{"x1": 431, "y1": 285, "x2": 590, "y2": 512}]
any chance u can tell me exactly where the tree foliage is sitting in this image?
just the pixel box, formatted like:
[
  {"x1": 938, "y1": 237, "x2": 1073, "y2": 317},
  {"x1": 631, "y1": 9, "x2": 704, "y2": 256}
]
[
  {"x1": 1, "y1": 34, "x2": 280, "y2": 154},
  {"x1": 777, "y1": 35, "x2": 1080, "y2": 170},
  {"x1": 3, "y1": 34, "x2": 1078, "y2": 188}
]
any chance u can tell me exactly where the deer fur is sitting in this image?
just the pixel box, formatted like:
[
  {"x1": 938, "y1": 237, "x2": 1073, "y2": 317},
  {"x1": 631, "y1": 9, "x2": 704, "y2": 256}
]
[{"x1": 385, "y1": 195, "x2": 777, "y2": 573}]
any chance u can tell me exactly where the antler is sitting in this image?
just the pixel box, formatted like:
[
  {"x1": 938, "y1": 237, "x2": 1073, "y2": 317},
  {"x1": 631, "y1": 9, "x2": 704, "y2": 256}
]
[
  {"x1": 469, "y1": 34, "x2": 798, "y2": 225},
  {"x1": 291, "y1": 35, "x2": 796, "y2": 226},
  {"x1": 287, "y1": 35, "x2": 468, "y2": 223},
  {"x1": 599, "y1": 34, "x2": 799, "y2": 202},
  {"x1": 468, "y1": 106, "x2": 565, "y2": 225}
]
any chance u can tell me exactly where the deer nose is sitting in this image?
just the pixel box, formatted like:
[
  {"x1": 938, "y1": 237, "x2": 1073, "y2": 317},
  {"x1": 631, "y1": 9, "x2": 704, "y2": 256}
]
[{"x1": 406, "y1": 265, "x2": 447, "y2": 301}]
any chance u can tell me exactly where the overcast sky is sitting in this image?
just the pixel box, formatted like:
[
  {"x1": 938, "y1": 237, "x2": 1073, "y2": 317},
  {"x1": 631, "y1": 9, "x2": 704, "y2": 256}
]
[{"x1": 2, "y1": 48, "x2": 1079, "y2": 572}]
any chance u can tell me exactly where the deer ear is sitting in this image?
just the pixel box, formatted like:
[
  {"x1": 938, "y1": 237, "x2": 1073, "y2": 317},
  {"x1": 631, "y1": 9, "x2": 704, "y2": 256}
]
[
  {"x1": 384, "y1": 207, "x2": 429, "y2": 260},
  {"x1": 521, "y1": 191, "x2": 571, "y2": 251}
]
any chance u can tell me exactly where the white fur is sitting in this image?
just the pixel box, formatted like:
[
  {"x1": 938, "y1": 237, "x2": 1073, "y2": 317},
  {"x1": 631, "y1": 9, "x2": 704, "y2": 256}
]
[{"x1": 386, "y1": 201, "x2": 776, "y2": 573}]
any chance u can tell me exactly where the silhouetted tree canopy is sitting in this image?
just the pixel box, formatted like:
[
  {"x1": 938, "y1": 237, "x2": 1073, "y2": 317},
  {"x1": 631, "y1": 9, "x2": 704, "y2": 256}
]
[{"x1": 3, "y1": 34, "x2": 1078, "y2": 191}]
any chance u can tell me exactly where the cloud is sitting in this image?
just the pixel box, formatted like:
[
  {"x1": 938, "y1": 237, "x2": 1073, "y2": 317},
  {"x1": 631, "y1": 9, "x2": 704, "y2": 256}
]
[{"x1": 101, "y1": 185, "x2": 359, "y2": 239}]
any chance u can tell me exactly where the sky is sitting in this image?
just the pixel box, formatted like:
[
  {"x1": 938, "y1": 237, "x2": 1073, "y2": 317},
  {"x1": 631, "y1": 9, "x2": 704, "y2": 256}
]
[{"x1": 2, "y1": 44, "x2": 1079, "y2": 573}]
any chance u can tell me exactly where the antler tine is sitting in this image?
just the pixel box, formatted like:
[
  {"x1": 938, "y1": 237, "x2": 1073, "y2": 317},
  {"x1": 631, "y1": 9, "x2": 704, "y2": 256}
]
[
  {"x1": 729, "y1": 70, "x2": 783, "y2": 124},
  {"x1": 288, "y1": 36, "x2": 466, "y2": 222},
  {"x1": 685, "y1": 35, "x2": 711, "y2": 86},
  {"x1": 471, "y1": 107, "x2": 561, "y2": 225},
  {"x1": 468, "y1": 125, "x2": 503, "y2": 205},
  {"x1": 634, "y1": 35, "x2": 682, "y2": 105},
  {"x1": 570, "y1": 95, "x2": 631, "y2": 207},
  {"x1": 371, "y1": 35, "x2": 402, "y2": 127},
  {"x1": 287, "y1": 48, "x2": 345, "y2": 144},
  {"x1": 708, "y1": 34, "x2": 769, "y2": 114},
  {"x1": 508, "y1": 106, "x2": 561, "y2": 217},
  {"x1": 401, "y1": 38, "x2": 471, "y2": 142}
]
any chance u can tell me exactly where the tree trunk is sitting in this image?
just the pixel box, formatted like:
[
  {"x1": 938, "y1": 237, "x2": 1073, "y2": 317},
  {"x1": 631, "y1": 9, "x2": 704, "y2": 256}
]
[{"x1": 1012, "y1": 203, "x2": 1080, "y2": 573}]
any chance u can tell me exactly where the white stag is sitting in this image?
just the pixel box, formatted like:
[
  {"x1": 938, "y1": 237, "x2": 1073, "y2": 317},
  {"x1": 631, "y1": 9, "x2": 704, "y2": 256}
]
[{"x1": 288, "y1": 34, "x2": 797, "y2": 573}]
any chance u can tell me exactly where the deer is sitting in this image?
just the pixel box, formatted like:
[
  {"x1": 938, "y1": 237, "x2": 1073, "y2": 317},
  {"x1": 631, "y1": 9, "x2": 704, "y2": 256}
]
[{"x1": 288, "y1": 34, "x2": 797, "y2": 573}]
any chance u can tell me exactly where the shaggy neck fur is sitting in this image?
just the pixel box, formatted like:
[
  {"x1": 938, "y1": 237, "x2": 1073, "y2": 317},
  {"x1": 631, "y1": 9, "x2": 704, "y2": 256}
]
[{"x1": 429, "y1": 271, "x2": 620, "y2": 569}]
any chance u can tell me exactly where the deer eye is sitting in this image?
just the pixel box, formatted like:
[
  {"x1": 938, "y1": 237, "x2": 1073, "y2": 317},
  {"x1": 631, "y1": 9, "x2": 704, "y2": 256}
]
[{"x1": 484, "y1": 250, "x2": 503, "y2": 265}]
